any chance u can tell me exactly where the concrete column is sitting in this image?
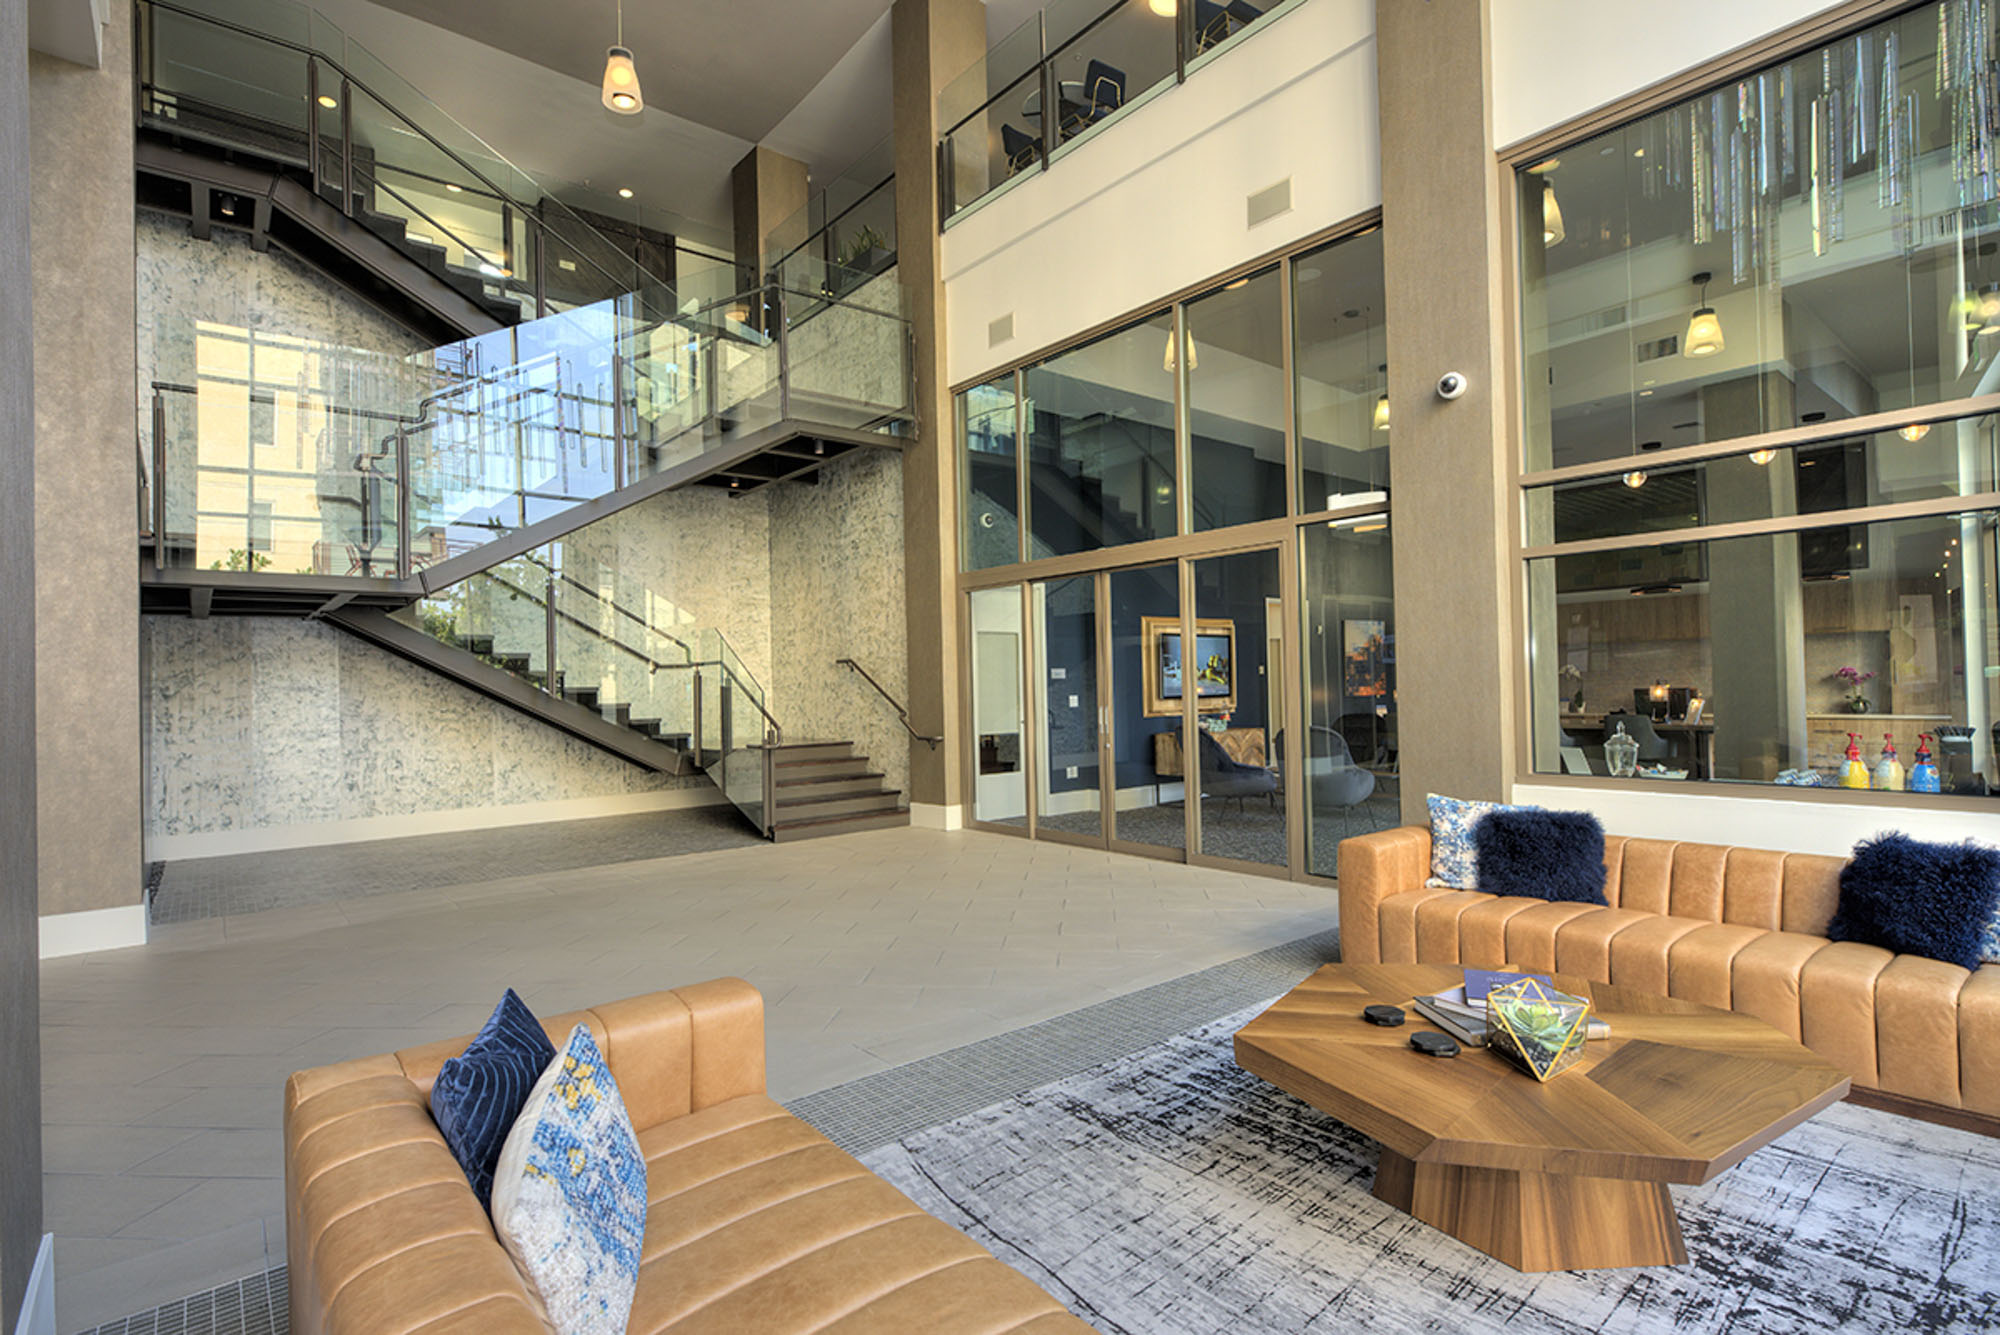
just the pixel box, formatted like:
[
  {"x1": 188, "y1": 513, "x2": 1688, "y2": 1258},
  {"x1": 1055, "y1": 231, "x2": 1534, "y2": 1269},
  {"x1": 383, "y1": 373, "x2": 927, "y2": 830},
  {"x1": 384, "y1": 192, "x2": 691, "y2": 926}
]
[
  {"x1": 30, "y1": 3, "x2": 142, "y2": 925},
  {"x1": 0, "y1": 0, "x2": 43, "y2": 1319},
  {"x1": 731, "y1": 144, "x2": 809, "y2": 285},
  {"x1": 1377, "y1": 0, "x2": 1515, "y2": 819},
  {"x1": 891, "y1": 0, "x2": 983, "y2": 818}
]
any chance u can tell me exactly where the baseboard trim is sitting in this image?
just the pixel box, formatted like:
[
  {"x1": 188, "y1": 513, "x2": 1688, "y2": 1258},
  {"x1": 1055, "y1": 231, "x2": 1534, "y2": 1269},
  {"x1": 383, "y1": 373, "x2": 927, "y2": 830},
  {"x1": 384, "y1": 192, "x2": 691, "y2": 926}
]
[
  {"x1": 1846, "y1": 1086, "x2": 2000, "y2": 1139},
  {"x1": 11, "y1": 1234, "x2": 52, "y2": 1335},
  {"x1": 146, "y1": 786, "x2": 725, "y2": 862},
  {"x1": 908, "y1": 802, "x2": 964, "y2": 831},
  {"x1": 38, "y1": 906, "x2": 147, "y2": 960}
]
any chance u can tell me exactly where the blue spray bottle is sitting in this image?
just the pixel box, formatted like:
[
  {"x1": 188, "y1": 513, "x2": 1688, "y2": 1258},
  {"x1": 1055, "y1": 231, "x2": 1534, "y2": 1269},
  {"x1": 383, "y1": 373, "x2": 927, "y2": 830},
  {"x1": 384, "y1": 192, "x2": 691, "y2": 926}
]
[{"x1": 1910, "y1": 733, "x2": 1941, "y2": 794}]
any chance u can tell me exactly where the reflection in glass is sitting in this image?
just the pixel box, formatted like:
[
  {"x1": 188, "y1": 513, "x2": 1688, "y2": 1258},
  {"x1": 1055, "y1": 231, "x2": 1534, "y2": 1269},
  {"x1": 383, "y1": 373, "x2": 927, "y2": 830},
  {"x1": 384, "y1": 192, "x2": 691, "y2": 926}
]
[
  {"x1": 1025, "y1": 313, "x2": 1179, "y2": 556},
  {"x1": 1518, "y1": 1, "x2": 2000, "y2": 472},
  {"x1": 1300, "y1": 518, "x2": 1397, "y2": 877},
  {"x1": 1111, "y1": 563, "x2": 1185, "y2": 852},
  {"x1": 970, "y1": 586, "x2": 1029, "y2": 825},
  {"x1": 1187, "y1": 267, "x2": 1286, "y2": 530},
  {"x1": 1529, "y1": 511, "x2": 1999, "y2": 795},
  {"x1": 962, "y1": 379, "x2": 1021, "y2": 570},
  {"x1": 1043, "y1": 0, "x2": 1174, "y2": 151},
  {"x1": 1192, "y1": 549, "x2": 1285, "y2": 865},
  {"x1": 1293, "y1": 230, "x2": 1389, "y2": 513},
  {"x1": 1528, "y1": 415, "x2": 2000, "y2": 544},
  {"x1": 1034, "y1": 575, "x2": 1104, "y2": 838}
]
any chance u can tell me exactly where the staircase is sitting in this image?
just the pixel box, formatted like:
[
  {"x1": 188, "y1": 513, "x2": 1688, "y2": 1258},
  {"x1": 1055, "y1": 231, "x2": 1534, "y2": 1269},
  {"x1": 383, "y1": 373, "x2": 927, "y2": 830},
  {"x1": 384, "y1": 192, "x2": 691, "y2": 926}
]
[
  {"x1": 136, "y1": 0, "x2": 650, "y2": 339},
  {"x1": 325, "y1": 544, "x2": 906, "y2": 841}
]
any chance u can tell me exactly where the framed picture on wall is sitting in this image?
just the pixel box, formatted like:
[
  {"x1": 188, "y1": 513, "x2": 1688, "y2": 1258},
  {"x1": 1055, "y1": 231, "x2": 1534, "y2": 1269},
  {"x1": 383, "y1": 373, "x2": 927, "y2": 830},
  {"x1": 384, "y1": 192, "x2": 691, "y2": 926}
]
[{"x1": 1142, "y1": 615, "x2": 1237, "y2": 717}]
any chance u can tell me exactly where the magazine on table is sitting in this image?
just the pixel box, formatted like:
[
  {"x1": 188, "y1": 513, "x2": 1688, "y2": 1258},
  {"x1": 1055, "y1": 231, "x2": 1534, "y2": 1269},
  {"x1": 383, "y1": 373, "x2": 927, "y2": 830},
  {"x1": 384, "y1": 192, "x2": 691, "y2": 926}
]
[{"x1": 1411, "y1": 969, "x2": 1609, "y2": 1045}]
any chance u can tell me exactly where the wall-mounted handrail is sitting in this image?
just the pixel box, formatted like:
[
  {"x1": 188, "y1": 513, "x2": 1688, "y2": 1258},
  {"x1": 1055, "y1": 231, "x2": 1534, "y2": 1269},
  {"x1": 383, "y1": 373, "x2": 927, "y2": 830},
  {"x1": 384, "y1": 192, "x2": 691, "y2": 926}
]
[{"x1": 836, "y1": 657, "x2": 941, "y2": 748}]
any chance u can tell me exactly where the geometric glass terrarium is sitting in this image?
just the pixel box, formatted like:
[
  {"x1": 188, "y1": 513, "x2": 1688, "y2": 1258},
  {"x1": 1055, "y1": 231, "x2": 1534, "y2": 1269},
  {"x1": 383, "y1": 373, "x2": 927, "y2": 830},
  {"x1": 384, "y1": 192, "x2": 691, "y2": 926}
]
[{"x1": 1486, "y1": 976, "x2": 1592, "y2": 1082}]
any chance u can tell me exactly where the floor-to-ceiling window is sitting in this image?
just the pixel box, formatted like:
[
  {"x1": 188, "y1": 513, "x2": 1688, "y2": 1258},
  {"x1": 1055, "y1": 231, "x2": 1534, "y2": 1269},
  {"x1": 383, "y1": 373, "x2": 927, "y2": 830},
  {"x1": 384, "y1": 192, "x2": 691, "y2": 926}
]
[
  {"x1": 1517, "y1": 0, "x2": 2000, "y2": 803},
  {"x1": 954, "y1": 220, "x2": 1395, "y2": 880}
]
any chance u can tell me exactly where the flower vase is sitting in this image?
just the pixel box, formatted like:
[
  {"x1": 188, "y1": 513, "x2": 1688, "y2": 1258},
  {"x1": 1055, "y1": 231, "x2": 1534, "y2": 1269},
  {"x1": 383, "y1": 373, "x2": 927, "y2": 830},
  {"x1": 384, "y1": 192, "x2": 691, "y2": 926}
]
[{"x1": 1848, "y1": 697, "x2": 1871, "y2": 715}]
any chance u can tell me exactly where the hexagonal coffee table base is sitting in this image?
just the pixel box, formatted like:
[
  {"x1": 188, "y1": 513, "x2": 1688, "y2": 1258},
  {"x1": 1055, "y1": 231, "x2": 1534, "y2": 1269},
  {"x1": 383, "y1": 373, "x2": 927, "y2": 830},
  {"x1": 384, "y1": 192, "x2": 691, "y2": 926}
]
[{"x1": 1374, "y1": 1149, "x2": 1688, "y2": 1271}]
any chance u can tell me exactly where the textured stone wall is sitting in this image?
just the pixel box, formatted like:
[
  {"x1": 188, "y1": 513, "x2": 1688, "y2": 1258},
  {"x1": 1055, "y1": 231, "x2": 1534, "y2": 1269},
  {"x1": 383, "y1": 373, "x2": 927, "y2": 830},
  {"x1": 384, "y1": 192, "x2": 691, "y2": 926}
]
[
  {"x1": 770, "y1": 448, "x2": 911, "y2": 799},
  {"x1": 144, "y1": 616, "x2": 699, "y2": 843}
]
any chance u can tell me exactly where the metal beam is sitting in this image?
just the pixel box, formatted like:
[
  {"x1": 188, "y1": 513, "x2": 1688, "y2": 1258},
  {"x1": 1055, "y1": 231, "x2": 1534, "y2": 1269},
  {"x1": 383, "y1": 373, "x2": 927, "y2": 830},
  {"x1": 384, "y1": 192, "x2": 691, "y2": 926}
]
[
  {"x1": 188, "y1": 585, "x2": 212, "y2": 618},
  {"x1": 324, "y1": 608, "x2": 701, "y2": 776}
]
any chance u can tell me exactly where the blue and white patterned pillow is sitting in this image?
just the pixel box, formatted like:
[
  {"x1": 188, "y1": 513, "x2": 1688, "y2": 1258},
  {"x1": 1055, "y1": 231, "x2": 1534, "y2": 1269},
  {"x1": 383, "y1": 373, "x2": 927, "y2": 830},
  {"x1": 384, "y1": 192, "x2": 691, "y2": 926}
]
[
  {"x1": 1426, "y1": 793, "x2": 1535, "y2": 891},
  {"x1": 491, "y1": 1024, "x2": 647, "y2": 1335},
  {"x1": 1982, "y1": 900, "x2": 2000, "y2": 966}
]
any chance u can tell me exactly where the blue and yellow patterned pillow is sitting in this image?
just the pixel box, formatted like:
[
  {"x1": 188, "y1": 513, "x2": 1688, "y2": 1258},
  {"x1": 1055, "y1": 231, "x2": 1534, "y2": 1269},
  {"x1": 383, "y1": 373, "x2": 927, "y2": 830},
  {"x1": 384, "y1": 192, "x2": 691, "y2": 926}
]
[
  {"x1": 1985, "y1": 901, "x2": 2000, "y2": 966},
  {"x1": 1426, "y1": 793, "x2": 1537, "y2": 891},
  {"x1": 491, "y1": 1024, "x2": 647, "y2": 1335}
]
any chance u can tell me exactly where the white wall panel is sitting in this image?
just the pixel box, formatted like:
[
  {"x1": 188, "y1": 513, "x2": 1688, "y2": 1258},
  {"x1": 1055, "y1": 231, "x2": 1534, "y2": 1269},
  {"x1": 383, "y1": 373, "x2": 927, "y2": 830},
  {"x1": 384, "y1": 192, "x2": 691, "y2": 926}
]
[
  {"x1": 942, "y1": 0, "x2": 1379, "y2": 386},
  {"x1": 1490, "y1": 0, "x2": 1847, "y2": 151}
]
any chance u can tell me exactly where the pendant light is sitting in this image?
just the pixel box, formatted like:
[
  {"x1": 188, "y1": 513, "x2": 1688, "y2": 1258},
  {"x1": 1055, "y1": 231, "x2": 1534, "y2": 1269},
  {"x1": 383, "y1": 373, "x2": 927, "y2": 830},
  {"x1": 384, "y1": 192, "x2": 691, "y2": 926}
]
[
  {"x1": 1898, "y1": 422, "x2": 1931, "y2": 442},
  {"x1": 1372, "y1": 363, "x2": 1390, "y2": 431},
  {"x1": 1622, "y1": 441, "x2": 1657, "y2": 489},
  {"x1": 601, "y1": 0, "x2": 643, "y2": 115},
  {"x1": 1541, "y1": 178, "x2": 1566, "y2": 247},
  {"x1": 1163, "y1": 324, "x2": 1197, "y2": 373},
  {"x1": 1749, "y1": 449, "x2": 1777, "y2": 465},
  {"x1": 1148, "y1": 0, "x2": 1177, "y2": 13},
  {"x1": 1683, "y1": 271, "x2": 1724, "y2": 358}
]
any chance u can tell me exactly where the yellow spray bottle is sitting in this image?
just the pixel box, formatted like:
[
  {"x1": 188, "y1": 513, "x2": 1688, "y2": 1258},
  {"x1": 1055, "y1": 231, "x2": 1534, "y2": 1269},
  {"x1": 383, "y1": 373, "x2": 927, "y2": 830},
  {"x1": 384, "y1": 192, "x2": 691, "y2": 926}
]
[
  {"x1": 1839, "y1": 733, "x2": 1871, "y2": 790},
  {"x1": 1873, "y1": 734, "x2": 1905, "y2": 792}
]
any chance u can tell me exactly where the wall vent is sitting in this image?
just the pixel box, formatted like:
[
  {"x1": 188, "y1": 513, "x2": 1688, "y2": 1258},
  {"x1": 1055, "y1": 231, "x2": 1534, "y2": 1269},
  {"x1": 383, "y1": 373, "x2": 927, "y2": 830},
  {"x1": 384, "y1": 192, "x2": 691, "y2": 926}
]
[
  {"x1": 1247, "y1": 178, "x2": 1293, "y2": 228},
  {"x1": 1634, "y1": 334, "x2": 1680, "y2": 362},
  {"x1": 988, "y1": 312, "x2": 1014, "y2": 347}
]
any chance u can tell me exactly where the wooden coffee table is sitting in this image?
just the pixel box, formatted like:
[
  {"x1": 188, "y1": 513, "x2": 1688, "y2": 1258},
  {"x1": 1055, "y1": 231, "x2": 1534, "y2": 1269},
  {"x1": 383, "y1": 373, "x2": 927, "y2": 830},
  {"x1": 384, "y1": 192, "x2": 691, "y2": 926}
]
[{"x1": 1233, "y1": 963, "x2": 1851, "y2": 1271}]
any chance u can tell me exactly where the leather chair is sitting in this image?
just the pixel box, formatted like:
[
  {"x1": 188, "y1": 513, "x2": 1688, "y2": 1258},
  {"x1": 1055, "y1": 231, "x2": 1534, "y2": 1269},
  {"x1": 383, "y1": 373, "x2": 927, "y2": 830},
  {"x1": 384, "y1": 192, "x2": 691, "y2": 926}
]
[{"x1": 1198, "y1": 728, "x2": 1277, "y2": 810}]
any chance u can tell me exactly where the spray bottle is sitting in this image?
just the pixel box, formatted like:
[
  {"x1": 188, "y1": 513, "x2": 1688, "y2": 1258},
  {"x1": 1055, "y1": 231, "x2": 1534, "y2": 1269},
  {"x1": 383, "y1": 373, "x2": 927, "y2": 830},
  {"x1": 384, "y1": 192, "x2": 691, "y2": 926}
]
[
  {"x1": 1873, "y1": 734, "x2": 1905, "y2": 792},
  {"x1": 1840, "y1": 733, "x2": 1871, "y2": 790},
  {"x1": 1910, "y1": 733, "x2": 1941, "y2": 794}
]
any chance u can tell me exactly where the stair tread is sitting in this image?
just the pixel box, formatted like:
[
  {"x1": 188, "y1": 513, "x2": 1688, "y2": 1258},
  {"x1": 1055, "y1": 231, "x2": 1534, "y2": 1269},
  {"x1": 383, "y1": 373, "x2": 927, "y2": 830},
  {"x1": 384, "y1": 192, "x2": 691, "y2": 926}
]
[
  {"x1": 775, "y1": 771, "x2": 886, "y2": 787},
  {"x1": 771, "y1": 807, "x2": 910, "y2": 835},
  {"x1": 776, "y1": 789, "x2": 900, "y2": 809}
]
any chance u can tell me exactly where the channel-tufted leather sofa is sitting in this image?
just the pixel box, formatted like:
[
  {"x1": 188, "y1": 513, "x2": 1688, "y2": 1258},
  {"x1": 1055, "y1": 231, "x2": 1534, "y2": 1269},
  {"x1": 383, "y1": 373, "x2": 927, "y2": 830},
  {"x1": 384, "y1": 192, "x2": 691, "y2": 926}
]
[
  {"x1": 1339, "y1": 826, "x2": 2000, "y2": 1126},
  {"x1": 283, "y1": 978, "x2": 1094, "y2": 1335}
]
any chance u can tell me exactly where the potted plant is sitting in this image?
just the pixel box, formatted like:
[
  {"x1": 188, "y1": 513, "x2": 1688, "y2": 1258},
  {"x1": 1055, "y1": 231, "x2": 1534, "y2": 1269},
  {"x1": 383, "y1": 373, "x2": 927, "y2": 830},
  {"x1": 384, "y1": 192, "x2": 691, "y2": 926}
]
[
  {"x1": 1559, "y1": 663, "x2": 1584, "y2": 712},
  {"x1": 1836, "y1": 666, "x2": 1877, "y2": 714},
  {"x1": 832, "y1": 224, "x2": 891, "y2": 293}
]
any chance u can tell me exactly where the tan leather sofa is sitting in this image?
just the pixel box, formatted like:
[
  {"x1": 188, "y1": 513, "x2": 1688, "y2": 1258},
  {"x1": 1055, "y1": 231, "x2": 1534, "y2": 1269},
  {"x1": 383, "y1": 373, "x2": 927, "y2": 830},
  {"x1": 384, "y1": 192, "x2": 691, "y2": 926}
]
[
  {"x1": 284, "y1": 978, "x2": 1093, "y2": 1335},
  {"x1": 1339, "y1": 826, "x2": 2000, "y2": 1125}
]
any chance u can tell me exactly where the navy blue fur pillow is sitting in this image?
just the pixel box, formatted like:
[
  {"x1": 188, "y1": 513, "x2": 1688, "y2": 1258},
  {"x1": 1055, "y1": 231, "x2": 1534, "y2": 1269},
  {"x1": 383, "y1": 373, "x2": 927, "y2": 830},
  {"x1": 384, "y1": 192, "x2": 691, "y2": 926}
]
[
  {"x1": 1472, "y1": 809, "x2": 1608, "y2": 905},
  {"x1": 1829, "y1": 833, "x2": 2000, "y2": 972},
  {"x1": 429, "y1": 988, "x2": 556, "y2": 1207}
]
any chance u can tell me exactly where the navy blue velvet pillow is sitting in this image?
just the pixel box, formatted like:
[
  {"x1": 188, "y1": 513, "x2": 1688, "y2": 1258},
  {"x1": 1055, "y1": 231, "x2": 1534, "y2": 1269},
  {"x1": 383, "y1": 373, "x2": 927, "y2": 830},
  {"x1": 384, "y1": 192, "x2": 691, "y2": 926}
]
[
  {"x1": 1472, "y1": 809, "x2": 1608, "y2": 905},
  {"x1": 429, "y1": 988, "x2": 556, "y2": 1207},
  {"x1": 1829, "y1": 833, "x2": 2000, "y2": 972}
]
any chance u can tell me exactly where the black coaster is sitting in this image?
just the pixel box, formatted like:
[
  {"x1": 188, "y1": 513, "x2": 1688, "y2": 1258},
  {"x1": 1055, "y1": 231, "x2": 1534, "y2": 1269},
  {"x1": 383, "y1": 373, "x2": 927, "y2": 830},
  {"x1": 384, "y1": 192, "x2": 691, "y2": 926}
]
[
  {"x1": 1362, "y1": 1004, "x2": 1406, "y2": 1027},
  {"x1": 1410, "y1": 1030, "x2": 1460, "y2": 1058}
]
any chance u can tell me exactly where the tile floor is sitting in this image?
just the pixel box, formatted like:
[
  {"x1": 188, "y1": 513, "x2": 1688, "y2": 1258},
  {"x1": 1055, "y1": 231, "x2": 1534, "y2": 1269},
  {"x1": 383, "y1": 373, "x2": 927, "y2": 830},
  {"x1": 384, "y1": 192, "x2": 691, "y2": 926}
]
[{"x1": 43, "y1": 824, "x2": 1336, "y2": 1333}]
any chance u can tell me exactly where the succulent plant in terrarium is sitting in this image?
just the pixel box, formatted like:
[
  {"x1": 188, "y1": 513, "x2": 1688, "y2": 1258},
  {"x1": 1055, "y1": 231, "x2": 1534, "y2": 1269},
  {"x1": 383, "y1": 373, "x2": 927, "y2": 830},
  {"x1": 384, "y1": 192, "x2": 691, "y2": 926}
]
[{"x1": 1486, "y1": 977, "x2": 1592, "y2": 1082}]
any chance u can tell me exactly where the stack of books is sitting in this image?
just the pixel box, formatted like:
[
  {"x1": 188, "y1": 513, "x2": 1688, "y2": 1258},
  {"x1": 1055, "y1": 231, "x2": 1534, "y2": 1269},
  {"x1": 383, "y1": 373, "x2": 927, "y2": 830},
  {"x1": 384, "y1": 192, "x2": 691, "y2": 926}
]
[{"x1": 1411, "y1": 968, "x2": 1610, "y2": 1048}]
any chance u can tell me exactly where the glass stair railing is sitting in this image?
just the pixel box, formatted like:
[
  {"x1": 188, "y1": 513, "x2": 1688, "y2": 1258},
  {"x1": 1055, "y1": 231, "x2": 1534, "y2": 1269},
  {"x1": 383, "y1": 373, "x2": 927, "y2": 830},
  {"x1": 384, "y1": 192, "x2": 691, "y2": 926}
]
[
  {"x1": 137, "y1": 0, "x2": 655, "y2": 319},
  {"x1": 392, "y1": 539, "x2": 784, "y2": 833},
  {"x1": 144, "y1": 275, "x2": 913, "y2": 581}
]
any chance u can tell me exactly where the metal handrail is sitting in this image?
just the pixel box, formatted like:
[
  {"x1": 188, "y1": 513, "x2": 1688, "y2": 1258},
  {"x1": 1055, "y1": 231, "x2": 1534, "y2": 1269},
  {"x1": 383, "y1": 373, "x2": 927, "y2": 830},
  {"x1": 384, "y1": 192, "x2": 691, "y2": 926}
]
[
  {"x1": 836, "y1": 657, "x2": 941, "y2": 748},
  {"x1": 508, "y1": 546, "x2": 693, "y2": 658}
]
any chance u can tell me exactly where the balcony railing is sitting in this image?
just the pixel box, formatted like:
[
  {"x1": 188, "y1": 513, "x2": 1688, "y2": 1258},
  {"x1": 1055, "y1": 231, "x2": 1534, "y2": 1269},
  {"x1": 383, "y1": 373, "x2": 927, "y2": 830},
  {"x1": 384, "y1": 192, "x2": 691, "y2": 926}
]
[
  {"x1": 143, "y1": 276, "x2": 913, "y2": 582},
  {"x1": 937, "y1": 0, "x2": 1285, "y2": 223}
]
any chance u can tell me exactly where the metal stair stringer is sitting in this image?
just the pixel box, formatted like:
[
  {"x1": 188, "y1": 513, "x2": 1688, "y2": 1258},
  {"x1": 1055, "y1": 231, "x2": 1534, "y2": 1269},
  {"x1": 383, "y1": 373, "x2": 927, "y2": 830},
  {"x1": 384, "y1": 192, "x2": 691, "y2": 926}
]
[{"x1": 323, "y1": 606, "x2": 700, "y2": 776}]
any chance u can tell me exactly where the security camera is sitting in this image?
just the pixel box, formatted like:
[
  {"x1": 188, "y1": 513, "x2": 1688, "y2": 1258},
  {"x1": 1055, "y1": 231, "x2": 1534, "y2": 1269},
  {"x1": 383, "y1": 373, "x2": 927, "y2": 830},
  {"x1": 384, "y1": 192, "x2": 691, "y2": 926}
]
[{"x1": 1436, "y1": 372, "x2": 1469, "y2": 401}]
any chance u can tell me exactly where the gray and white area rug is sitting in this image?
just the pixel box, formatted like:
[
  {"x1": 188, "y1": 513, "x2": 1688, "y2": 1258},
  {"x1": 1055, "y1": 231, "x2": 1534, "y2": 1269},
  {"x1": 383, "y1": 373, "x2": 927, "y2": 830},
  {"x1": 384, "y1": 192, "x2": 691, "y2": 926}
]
[{"x1": 862, "y1": 1004, "x2": 2000, "y2": 1335}]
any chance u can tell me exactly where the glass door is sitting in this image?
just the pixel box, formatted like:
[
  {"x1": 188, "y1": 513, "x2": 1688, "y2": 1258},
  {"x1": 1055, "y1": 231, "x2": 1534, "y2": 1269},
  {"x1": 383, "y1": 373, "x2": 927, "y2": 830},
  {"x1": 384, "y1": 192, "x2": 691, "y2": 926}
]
[
  {"x1": 1108, "y1": 562, "x2": 1187, "y2": 857},
  {"x1": 1032, "y1": 574, "x2": 1105, "y2": 843},
  {"x1": 1189, "y1": 548, "x2": 1288, "y2": 868},
  {"x1": 969, "y1": 585, "x2": 1029, "y2": 828}
]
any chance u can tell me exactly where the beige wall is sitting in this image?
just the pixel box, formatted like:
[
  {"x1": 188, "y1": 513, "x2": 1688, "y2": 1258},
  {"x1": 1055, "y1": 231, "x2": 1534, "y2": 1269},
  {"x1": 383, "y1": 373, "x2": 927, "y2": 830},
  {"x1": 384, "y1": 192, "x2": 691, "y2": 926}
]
[
  {"x1": 30, "y1": 6, "x2": 141, "y2": 917},
  {"x1": 1377, "y1": 0, "x2": 1517, "y2": 821}
]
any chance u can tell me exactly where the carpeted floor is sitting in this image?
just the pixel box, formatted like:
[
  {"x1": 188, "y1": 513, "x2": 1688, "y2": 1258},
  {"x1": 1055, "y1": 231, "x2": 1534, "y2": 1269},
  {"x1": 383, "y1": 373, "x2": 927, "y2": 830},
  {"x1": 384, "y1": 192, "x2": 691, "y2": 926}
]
[{"x1": 865, "y1": 1004, "x2": 2000, "y2": 1335}]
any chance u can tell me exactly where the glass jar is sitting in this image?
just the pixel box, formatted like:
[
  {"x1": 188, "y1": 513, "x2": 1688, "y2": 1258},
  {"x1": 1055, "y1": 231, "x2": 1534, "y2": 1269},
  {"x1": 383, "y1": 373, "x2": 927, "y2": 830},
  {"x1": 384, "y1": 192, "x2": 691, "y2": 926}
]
[{"x1": 1605, "y1": 722, "x2": 1640, "y2": 778}]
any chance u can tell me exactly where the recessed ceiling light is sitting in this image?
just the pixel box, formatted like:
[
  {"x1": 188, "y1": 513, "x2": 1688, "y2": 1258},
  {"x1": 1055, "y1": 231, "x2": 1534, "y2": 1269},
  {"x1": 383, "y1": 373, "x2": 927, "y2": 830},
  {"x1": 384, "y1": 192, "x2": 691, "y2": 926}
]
[
  {"x1": 618, "y1": 187, "x2": 634, "y2": 199},
  {"x1": 1224, "y1": 276, "x2": 1249, "y2": 290},
  {"x1": 446, "y1": 183, "x2": 463, "y2": 193},
  {"x1": 316, "y1": 94, "x2": 338, "y2": 109},
  {"x1": 1632, "y1": 147, "x2": 1646, "y2": 158},
  {"x1": 1526, "y1": 157, "x2": 1560, "y2": 174}
]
